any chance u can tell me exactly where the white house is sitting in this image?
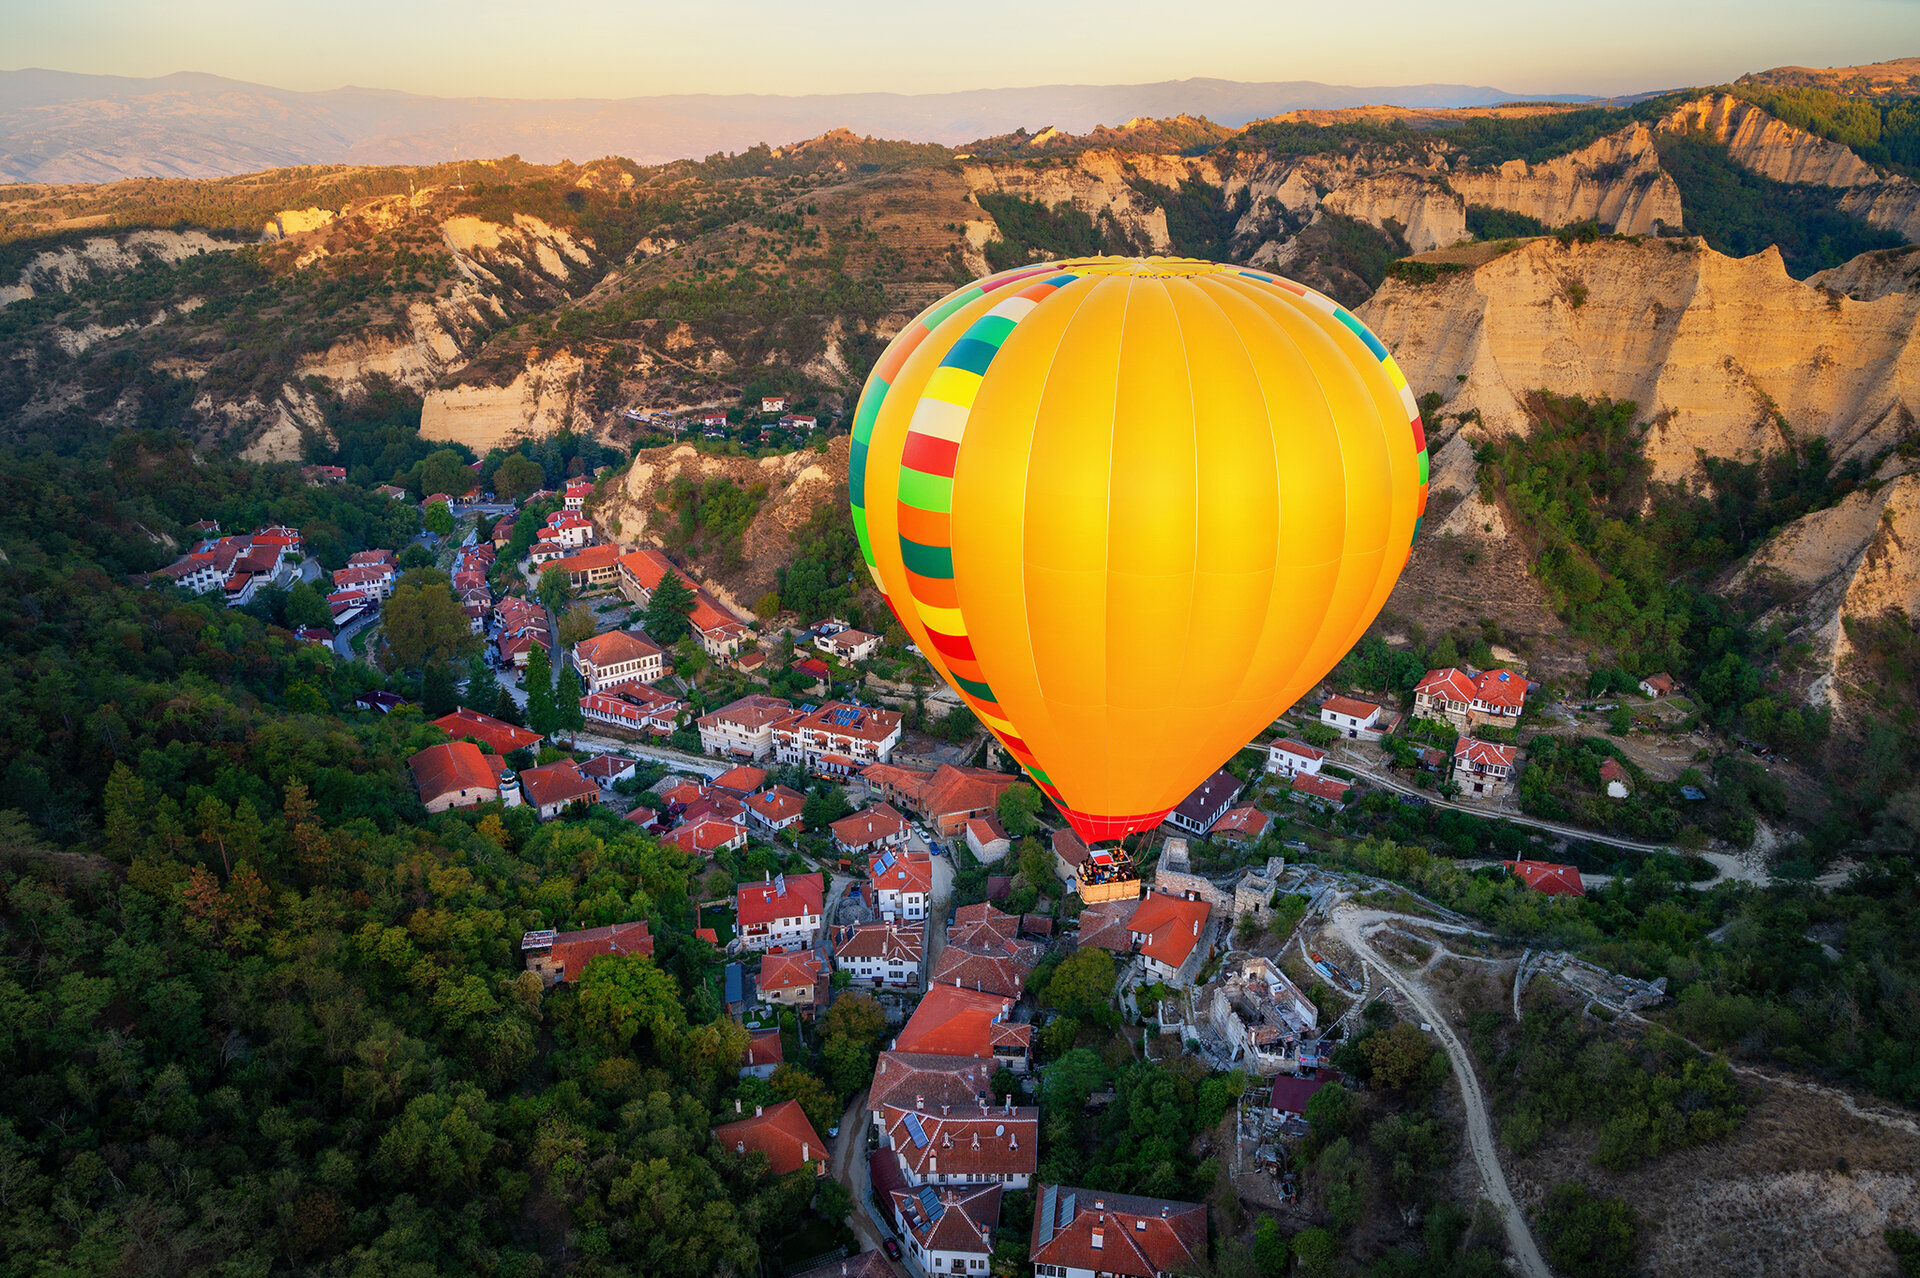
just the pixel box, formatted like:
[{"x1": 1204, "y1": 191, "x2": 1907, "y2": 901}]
[
  {"x1": 1265, "y1": 738, "x2": 1327, "y2": 779},
  {"x1": 698, "y1": 694, "x2": 795, "y2": 761},
  {"x1": 882, "y1": 1101, "x2": 1037, "y2": 1188},
  {"x1": 735, "y1": 872, "x2": 825, "y2": 951},
  {"x1": 892, "y1": 1184, "x2": 998, "y2": 1278},
  {"x1": 772, "y1": 702, "x2": 903, "y2": 774},
  {"x1": 833, "y1": 922, "x2": 924, "y2": 988},
  {"x1": 1320, "y1": 694, "x2": 1390, "y2": 741},
  {"x1": 963, "y1": 816, "x2": 1011, "y2": 863},
  {"x1": 816, "y1": 628, "x2": 881, "y2": 663},
  {"x1": 574, "y1": 631, "x2": 664, "y2": 692},
  {"x1": 869, "y1": 848, "x2": 933, "y2": 922},
  {"x1": 1453, "y1": 739, "x2": 1519, "y2": 799}
]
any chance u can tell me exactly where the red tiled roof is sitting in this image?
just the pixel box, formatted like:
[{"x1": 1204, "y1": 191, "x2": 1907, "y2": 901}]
[
  {"x1": 664, "y1": 817, "x2": 745, "y2": 854},
  {"x1": 700, "y1": 693, "x2": 795, "y2": 733},
  {"x1": 1454, "y1": 738, "x2": 1518, "y2": 769},
  {"x1": 860, "y1": 762, "x2": 936, "y2": 806},
  {"x1": 894, "y1": 985, "x2": 1016, "y2": 1058},
  {"x1": 871, "y1": 848, "x2": 933, "y2": 895},
  {"x1": 832, "y1": 803, "x2": 910, "y2": 849},
  {"x1": 893, "y1": 1183, "x2": 1001, "y2": 1259},
  {"x1": 519, "y1": 760, "x2": 600, "y2": 810},
  {"x1": 1640, "y1": 672, "x2": 1677, "y2": 695},
  {"x1": 553, "y1": 544, "x2": 621, "y2": 576},
  {"x1": 1415, "y1": 667, "x2": 1479, "y2": 702},
  {"x1": 883, "y1": 1103, "x2": 1036, "y2": 1181},
  {"x1": 712, "y1": 1099, "x2": 825, "y2": 1175},
  {"x1": 432, "y1": 708, "x2": 542, "y2": 755},
  {"x1": 1052, "y1": 827, "x2": 1090, "y2": 867},
  {"x1": 869, "y1": 1052, "x2": 994, "y2": 1116},
  {"x1": 1473, "y1": 668, "x2": 1527, "y2": 710},
  {"x1": 744, "y1": 784, "x2": 806, "y2": 823},
  {"x1": 924, "y1": 765, "x2": 1015, "y2": 821},
  {"x1": 1076, "y1": 898, "x2": 1141, "y2": 952},
  {"x1": 408, "y1": 742, "x2": 498, "y2": 805},
  {"x1": 795, "y1": 657, "x2": 830, "y2": 679},
  {"x1": 546, "y1": 920, "x2": 653, "y2": 980},
  {"x1": 576, "y1": 630, "x2": 661, "y2": 667},
  {"x1": 1030, "y1": 1185, "x2": 1207, "y2": 1278},
  {"x1": 1270, "y1": 1068, "x2": 1343, "y2": 1115},
  {"x1": 1321, "y1": 694, "x2": 1380, "y2": 719},
  {"x1": 1271, "y1": 738, "x2": 1326, "y2": 761},
  {"x1": 578, "y1": 754, "x2": 634, "y2": 780},
  {"x1": 737, "y1": 872, "x2": 825, "y2": 925},
  {"x1": 833, "y1": 922, "x2": 924, "y2": 965},
  {"x1": 758, "y1": 950, "x2": 820, "y2": 993},
  {"x1": 1209, "y1": 806, "x2": 1272, "y2": 839},
  {"x1": 1599, "y1": 757, "x2": 1629, "y2": 785},
  {"x1": 1504, "y1": 860, "x2": 1586, "y2": 896},
  {"x1": 712, "y1": 765, "x2": 767, "y2": 794},
  {"x1": 1291, "y1": 774, "x2": 1351, "y2": 803},
  {"x1": 1129, "y1": 892, "x2": 1211, "y2": 970},
  {"x1": 744, "y1": 1029, "x2": 783, "y2": 1069},
  {"x1": 964, "y1": 816, "x2": 1009, "y2": 846},
  {"x1": 781, "y1": 701, "x2": 903, "y2": 747}
]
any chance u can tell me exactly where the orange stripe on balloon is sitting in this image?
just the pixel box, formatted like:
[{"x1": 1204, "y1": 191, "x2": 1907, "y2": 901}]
[
  {"x1": 896, "y1": 504, "x2": 953, "y2": 547},
  {"x1": 903, "y1": 569, "x2": 960, "y2": 608}
]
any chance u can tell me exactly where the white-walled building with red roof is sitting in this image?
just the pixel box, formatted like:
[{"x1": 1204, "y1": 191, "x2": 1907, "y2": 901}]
[
  {"x1": 1453, "y1": 738, "x2": 1520, "y2": 799},
  {"x1": 736, "y1": 872, "x2": 825, "y2": 951}
]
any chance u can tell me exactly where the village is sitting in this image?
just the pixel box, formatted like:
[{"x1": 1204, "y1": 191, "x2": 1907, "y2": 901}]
[{"x1": 138, "y1": 438, "x2": 1703, "y2": 1278}]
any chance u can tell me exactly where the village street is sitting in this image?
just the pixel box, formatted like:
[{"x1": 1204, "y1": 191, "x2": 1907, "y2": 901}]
[{"x1": 825, "y1": 1091, "x2": 908, "y2": 1276}]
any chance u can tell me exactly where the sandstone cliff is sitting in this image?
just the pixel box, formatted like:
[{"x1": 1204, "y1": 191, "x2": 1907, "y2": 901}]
[
  {"x1": 1730, "y1": 472, "x2": 1920, "y2": 707},
  {"x1": 1320, "y1": 173, "x2": 1466, "y2": 253},
  {"x1": 0, "y1": 229, "x2": 237, "y2": 305},
  {"x1": 1357, "y1": 236, "x2": 1920, "y2": 483},
  {"x1": 1659, "y1": 93, "x2": 1920, "y2": 244},
  {"x1": 1450, "y1": 125, "x2": 1684, "y2": 236}
]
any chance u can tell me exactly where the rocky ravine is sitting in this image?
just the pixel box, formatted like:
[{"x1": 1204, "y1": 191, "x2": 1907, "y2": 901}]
[
  {"x1": 1360, "y1": 233, "x2": 1920, "y2": 708},
  {"x1": 590, "y1": 435, "x2": 853, "y2": 615}
]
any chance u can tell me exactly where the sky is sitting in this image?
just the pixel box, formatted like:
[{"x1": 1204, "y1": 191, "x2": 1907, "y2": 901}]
[{"x1": 4, "y1": 0, "x2": 1918, "y2": 100}]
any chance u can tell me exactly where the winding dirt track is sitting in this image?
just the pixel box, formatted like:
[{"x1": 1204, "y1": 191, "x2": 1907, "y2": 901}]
[{"x1": 1331, "y1": 905, "x2": 1552, "y2": 1278}]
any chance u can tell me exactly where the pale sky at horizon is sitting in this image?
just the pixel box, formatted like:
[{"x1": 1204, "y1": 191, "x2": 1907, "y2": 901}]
[{"x1": 3, "y1": 0, "x2": 1917, "y2": 100}]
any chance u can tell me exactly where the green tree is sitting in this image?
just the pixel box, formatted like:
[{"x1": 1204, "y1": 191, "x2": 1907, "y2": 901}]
[
  {"x1": 423, "y1": 501, "x2": 455, "y2": 537},
  {"x1": 1304, "y1": 1080, "x2": 1354, "y2": 1139},
  {"x1": 801, "y1": 784, "x2": 851, "y2": 831},
  {"x1": 1302, "y1": 721, "x2": 1340, "y2": 749},
  {"x1": 1291, "y1": 1227, "x2": 1338, "y2": 1278},
  {"x1": 645, "y1": 569, "x2": 698, "y2": 643},
  {"x1": 464, "y1": 654, "x2": 500, "y2": 714},
  {"x1": 555, "y1": 665, "x2": 586, "y2": 744},
  {"x1": 538, "y1": 567, "x2": 574, "y2": 615},
  {"x1": 997, "y1": 784, "x2": 1044, "y2": 837},
  {"x1": 815, "y1": 1177, "x2": 852, "y2": 1224},
  {"x1": 769, "y1": 1064, "x2": 840, "y2": 1139},
  {"x1": 422, "y1": 661, "x2": 459, "y2": 718},
  {"x1": 493, "y1": 453, "x2": 545, "y2": 501},
  {"x1": 575, "y1": 954, "x2": 686, "y2": 1052},
  {"x1": 1537, "y1": 1183, "x2": 1637, "y2": 1278},
  {"x1": 383, "y1": 569, "x2": 477, "y2": 672},
  {"x1": 285, "y1": 579, "x2": 332, "y2": 630},
  {"x1": 417, "y1": 448, "x2": 473, "y2": 499},
  {"x1": 525, "y1": 643, "x2": 558, "y2": 738},
  {"x1": 1252, "y1": 1218, "x2": 1290, "y2": 1278},
  {"x1": 1043, "y1": 947, "x2": 1116, "y2": 1021},
  {"x1": 1363, "y1": 1022, "x2": 1440, "y2": 1093}
]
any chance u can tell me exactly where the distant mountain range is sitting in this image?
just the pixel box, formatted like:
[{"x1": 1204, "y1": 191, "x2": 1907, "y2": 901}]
[{"x1": 0, "y1": 67, "x2": 1602, "y2": 184}]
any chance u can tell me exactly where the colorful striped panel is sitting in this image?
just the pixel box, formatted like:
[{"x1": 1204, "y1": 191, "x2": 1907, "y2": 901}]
[
  {"x1": 893, "y1": 274, "x2": 1079, "y2": 724},
  {"x1": 849, "y1": 264, "x2": 1062, "y2": 590}
]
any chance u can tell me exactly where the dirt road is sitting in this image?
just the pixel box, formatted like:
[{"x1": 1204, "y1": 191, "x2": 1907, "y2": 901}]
[
  {"x1": 826, "y1": 1090, "x2": 906, "y2": 1273},
  {"x1": 1330, "y1": 905, "x2": 1551, "y2": 1278}
]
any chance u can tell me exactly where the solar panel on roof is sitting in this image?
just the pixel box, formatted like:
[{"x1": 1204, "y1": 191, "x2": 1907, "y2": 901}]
[
  {"x1": 1060, "y1": 1192, "x2": 1076, "y2": 1226},
  {"x1": 919, "y1": 1186, "x2": 944, "y2": 1222},
  {"x1": 1037, "y1": 1186, "x2": 1057, "y2": 1245},
  {"x1": 904, "y1": 1112, "x2": 930, "y2": 1149}
]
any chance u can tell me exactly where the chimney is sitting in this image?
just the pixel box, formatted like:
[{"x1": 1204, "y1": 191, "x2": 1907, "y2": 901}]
[
  {"x1": 736, "y1": 1140, "x2": 745, "y2": 1153},
  {"x1": 1009, "y1": 1131, "x2": 1017, "y2": 1150},
  {"x1": 941, "y1": 1104, "x2": 949, "y2": 1116},
  {"x1": 735, "y1": 1099, "x2": 742, "y2": 1114},
  {"x1": 802, "y1": 1142, "x2": 810, "y2": 1161},
  {"x1": 971, "y1": 1132, "x2": 979, "y2": 1149},
  {"x1": 1161, "y1": 1207, "x2": 1169, "y2": 1218},
  {"x1": 755, "y1": 1104, "x2": 763, "y2": 1117},
  {"x1": 916, "y1": 1095, "x2": 924, "y2": 1110}
]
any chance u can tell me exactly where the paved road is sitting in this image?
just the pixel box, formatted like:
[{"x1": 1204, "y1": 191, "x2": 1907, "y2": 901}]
[
  {"x1": 1341, "y1": 754, "x2": 1783, "y2": 889},
  {"x1": 333, "y1": 612, "x2": 378, "y2": 660},
  {"x1": 1330, "y1": 904, "x2": 1550, "y2": 1278}
]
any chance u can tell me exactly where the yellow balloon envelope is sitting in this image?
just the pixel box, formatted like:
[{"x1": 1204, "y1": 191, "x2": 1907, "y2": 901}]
[{"x1": 849, "y1": 257, "x2": 1427, "y2": 843}]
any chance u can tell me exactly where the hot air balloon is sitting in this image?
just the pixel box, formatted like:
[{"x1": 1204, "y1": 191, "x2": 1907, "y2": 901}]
[{"x1": 849, "y1": 256, "x2": 1427, "y2": 845}]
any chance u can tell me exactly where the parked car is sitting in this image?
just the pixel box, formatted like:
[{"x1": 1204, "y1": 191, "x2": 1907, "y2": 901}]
[{"x1": 882, "y1": 1239, "x2": 902, "y2": 1261}]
